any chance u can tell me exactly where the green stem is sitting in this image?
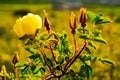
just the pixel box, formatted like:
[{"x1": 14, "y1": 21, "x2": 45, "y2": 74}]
[{"x1": 73, "y1": 34, "x2": 77, "y2": 54}]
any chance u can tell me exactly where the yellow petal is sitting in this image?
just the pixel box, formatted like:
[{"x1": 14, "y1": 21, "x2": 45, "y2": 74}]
[
  {"x1": 21, "y1": 13, "x2": 42, "y2": 35},
  {"x1": 13, "y1": 19, "x2": 24, "y2": 37}
]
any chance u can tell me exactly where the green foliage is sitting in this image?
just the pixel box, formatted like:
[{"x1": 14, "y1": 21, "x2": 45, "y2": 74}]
[{"x1": 87, "y1": 11, "x2": 112, "y2": 25}]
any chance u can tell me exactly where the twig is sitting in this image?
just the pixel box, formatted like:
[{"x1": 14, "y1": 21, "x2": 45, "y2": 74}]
[{"x1": 49, "y1": 43, "x2": 58, "y2": 64}]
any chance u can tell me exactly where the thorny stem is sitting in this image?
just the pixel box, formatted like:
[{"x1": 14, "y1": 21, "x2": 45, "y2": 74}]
[
  {"x1": 64, "y1": 40, "x2": 87, "y2": 72},
  {"x1": 49, "y1": 43, "x2": 58, "y2": 64}
]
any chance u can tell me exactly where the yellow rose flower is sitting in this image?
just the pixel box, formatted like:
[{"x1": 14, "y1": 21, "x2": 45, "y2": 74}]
[{"x1": 13, "y1": 13, "x2": 42, "y2": 37}]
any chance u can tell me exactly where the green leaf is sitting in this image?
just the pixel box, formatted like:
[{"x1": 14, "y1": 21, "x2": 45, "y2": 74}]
[
  {"x1": 95, "y1": 17, "x2": 112, "y2": 25},
  {"x1": 78, "y1": 65, "x2": 86, "y2": 77},
  {"x1": 93, "y1": 37, "x2": 107, "y2": 44},
  {"x1": 77, "y1": 27, "x2": 90, "y2": 34},
  {"x1": 40, "y1": 68, "x2": 45, "y2": 74},
  {"x1": 58, "y1": 55, "x2": 64, "y2": 64},
  {"x1": 28, "y1": 67, "x2": 32, "y2": 74},
  {"x1": 88, "y1": 41, "x2": 97, "y2": 49},
  {"x1": 79, "y1": 34, "x2": 90, "y2": 40},
  {"x1": 15, "y1": 62, "x2": 25, "y2": 67},
  {"x1": 93, "y1": 13, "x2": 112, "y2": 25},
  {"x1": 31, "y1": 65, "x2": 36, "y2": 71},
  {"x1": 33, "y1": 67, "x2": 40, "y2": 74},
  {"x1": 25, "y1": 40, "x2": 33, "y2": 45},
  {"x1": 25, "y1": 47, "x2": 36, "y2": 54},
  {"x1": 85, "y1": 56, "x2": 92, "y2": 61},
  {"x1": 77, "y1": 28, "x2": 83, "y2": 34},
  {"x1": 85, "y1": 47, "x2": 91, "y2": 54},
  {"x1": 86, "y1": 65, "x2": 92, "y2": 78},
  {"x1": 63, "y1": 33, "x2": 67, "y2": 39},
  {"x1": 80, "y1": 54, "x2": 86, "y2": 60},
  {"x1": 56, "y1": 33, "x2": 62, "y2": 38},
  {"x1": 81, "y1": 54, "x2": 91, "y2": 61},
  {"x1": 46, "y1": 57, "x2": 53, "y2": 66},
  {"x1": 93, "y1": 13, "x2": 102, "y2": 24},
  {"x1": 99, "y1": 58, "x2": 115, "y2": 65},
  {"x1": 29, "y1": 53, "x2": 40, "y2": 60},
  {"x1": 21, "y1": 66, "x2": 28, "y2": 75},
  {"x1": 35, "y1": 28, "x2": 40, "y2": 36},
  {"x1": 92, "y1": 56, "x2": 98, "y2": 63},
  {"x1": 92, "y1": 30, "x2": 101, "y2": 37},
  {"x1": 68, "y1": 70, "x2": 74, "y2": 77},
  {"x1": 56, "y1": 66, "x2": 61, "y2": 70},
  {"x1": 46, "y1": 33, "x2": 53, "y2": 40},
  {"x1": 65, "y1": 56, "x2": 69, "y2": 61},
  {"x1": 33, "y1": 67, "x2": 45, "y2": 74},
  {"x1": 49, "y1": 39, "x2": 58, "y2": 43},
  {"x1": 87, "y1": 11, "x2": 95, "y2": 23},
  {"x1": 19, "y1": 34, "x2": 34, "y2": 40}
]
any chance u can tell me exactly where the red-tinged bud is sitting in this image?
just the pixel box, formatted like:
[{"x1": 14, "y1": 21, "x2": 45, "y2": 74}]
[
  {"x1": 53, "y1": 32, "x2": 59, "y2": 41},
  {"x1": 44, "y1": 10, "x2": 51, "y2": 33},
  {"x1": 53, "y1": 32, "x2": 59, "y2": 47},
  {"x1": 78, "y1": 8, "x2": 87, "y2": 28},
  {"x1": 69, "y1": 12, "x2": 77, "y2": 29},
  {"x1": 69, "y1": 12, "x2": 77, "y2": 35},
  {"x1": 12, "y1": 52, "x2": 19, "y2": 65}
]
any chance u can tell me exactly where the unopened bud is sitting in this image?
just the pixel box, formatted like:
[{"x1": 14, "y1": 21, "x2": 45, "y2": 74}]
[
  {"x1": 44, "y1": 10, "x2": 51, "y2": 33},
  {"x1": 78, "y1": 8, "x2": 87, "y2": 28},
  {"x1": 69, "y1": 12, "x2": 77, "y2": 34},
  {"x1": 53, "y1": 32, "x2": 59, "y2": 41},
  {"x1": 12, "y1": 52, "x2": 19, "y2": 65},
  {"x1": 53, "y1": 32, "x2": 59, "y2": 47},
  {"x1": 69, "y1": 12, "x2": 77, "y2": 29},
  {"x1": 1, "y1": 65, "x2": 6, "y2": 73}
]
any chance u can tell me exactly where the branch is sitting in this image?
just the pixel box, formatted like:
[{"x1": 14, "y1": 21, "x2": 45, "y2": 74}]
[
  {"x1": 43, "y1": 72, "x2": 68, "y2": 80},
  {"x1": 64, "y1": 40, "x2": 87, "y2": 72}
]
